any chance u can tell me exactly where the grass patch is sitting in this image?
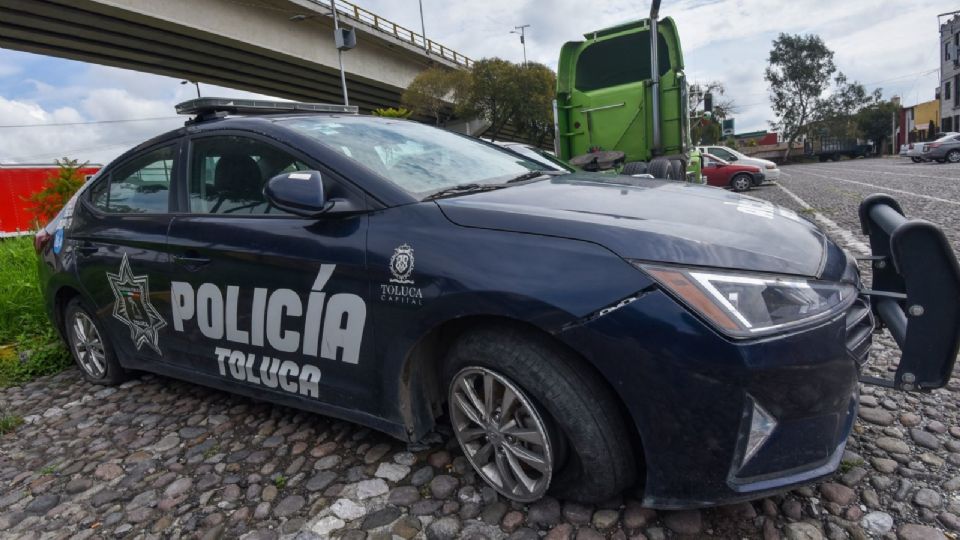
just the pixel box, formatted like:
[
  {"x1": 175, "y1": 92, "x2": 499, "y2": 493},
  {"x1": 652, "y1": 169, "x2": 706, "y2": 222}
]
[
  {"x1": 273, "y1": 475, "x2": 287, "y2": 489},
  {"x1": 0, "y1": 413, "x2": 24, "y2": 435},
  {"x1": 0, "y1": 236, "x2": 71, "y2": 387}
]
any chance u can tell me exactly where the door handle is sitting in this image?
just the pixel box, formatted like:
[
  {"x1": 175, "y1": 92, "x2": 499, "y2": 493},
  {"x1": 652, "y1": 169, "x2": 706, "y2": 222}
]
[
  {"x1": 77, "y1": 242, "x2": 99, "y2": 256},
  {"x1": 174, "y1": 251, "x2": 211, "y2": 267}
]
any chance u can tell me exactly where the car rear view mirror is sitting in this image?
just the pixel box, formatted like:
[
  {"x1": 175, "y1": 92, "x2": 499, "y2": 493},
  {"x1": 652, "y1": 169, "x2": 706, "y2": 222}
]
[{"x1": 264, "y1": 170, "x2": 330, "y2": 217}]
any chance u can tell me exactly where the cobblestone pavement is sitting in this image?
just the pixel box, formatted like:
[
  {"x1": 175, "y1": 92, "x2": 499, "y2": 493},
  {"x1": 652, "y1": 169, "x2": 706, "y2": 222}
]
[{"x1": 2, "y1": 157, "x2": 960, "y2": 540}]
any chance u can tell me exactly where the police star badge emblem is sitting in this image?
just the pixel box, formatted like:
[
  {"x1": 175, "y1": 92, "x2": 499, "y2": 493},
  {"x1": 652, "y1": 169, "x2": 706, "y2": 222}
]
[{"x1": 107, "y1": 253, "x2": 167, "y2": 354}]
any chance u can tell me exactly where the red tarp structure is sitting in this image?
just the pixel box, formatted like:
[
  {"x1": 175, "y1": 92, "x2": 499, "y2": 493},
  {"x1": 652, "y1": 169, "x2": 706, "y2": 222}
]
[{"x1": 0, "y1": 164, "x2": 100, "y2": 236}]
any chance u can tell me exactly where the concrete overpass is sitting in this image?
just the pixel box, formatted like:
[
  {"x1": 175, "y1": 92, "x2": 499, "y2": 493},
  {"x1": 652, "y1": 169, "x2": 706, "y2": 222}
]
[{"x1": 0, "y1": 0, "x2": 472, "y2": 113}]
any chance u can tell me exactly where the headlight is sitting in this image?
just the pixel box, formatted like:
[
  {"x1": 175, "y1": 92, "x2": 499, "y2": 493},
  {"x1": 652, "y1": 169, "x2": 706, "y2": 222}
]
[
  {"x1": 765, "y1": 164, "x2": 776, "y2": 170},
  {"x1": 637, "y1": 264, "x2": 857, "y2": 338}
]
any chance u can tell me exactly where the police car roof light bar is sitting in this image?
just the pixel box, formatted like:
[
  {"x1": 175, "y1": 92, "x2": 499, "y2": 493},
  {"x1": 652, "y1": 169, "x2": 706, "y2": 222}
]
[{"x1": 175, "y1": 97, "x2": 358, "y2": 121}]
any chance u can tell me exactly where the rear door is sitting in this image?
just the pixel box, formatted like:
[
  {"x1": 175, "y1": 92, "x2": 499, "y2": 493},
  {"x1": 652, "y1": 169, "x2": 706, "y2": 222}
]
[
  {"x1": 164, "y1": 132, "x2": 374, "y2": 412},
  {"x1": 70, "y1": 141, "x2": 183, "y2": 368}
]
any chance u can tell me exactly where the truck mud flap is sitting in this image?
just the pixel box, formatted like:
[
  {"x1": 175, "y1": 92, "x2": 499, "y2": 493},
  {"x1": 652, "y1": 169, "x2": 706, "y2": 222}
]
[{"x1": 857, "y1": 194, "x2": 960, "y2": 391}]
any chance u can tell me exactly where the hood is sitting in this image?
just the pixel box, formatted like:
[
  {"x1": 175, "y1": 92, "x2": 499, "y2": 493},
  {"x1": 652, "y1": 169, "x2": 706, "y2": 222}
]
[{"x1": 437, "y1": 174, "x2": 836, "y2": 278}]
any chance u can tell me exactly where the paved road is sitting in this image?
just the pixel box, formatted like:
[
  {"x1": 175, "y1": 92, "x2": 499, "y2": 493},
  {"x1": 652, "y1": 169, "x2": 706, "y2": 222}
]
[
  {"x1": 749, "y1": 158, "x2": 960, "y2": 253},
  {"x1": 2, "y1": 159, "x2": 960, "y2": 540}
]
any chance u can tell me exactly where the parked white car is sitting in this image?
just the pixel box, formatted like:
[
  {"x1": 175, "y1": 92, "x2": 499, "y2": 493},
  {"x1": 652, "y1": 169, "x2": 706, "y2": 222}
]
[
  {"x1": 905, "y1": 133, "x2": 959, "y2": 163},
  {"x1": 697, "y1": 146, "x2": 780, "y2": 181}
]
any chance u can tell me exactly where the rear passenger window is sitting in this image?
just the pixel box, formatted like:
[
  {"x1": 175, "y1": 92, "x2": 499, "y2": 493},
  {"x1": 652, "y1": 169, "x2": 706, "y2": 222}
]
[
  {"x1": 188, "y1": 136, "x2": 309, "y2": 215},
  {"x1": 90, "y1": 146, "x2": 174, "y2": 213}
]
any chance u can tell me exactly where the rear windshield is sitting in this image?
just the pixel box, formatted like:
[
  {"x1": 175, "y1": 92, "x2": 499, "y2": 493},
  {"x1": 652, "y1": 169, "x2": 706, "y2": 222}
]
[
  {"x1": 278, "y1": 117, "x2": 540, "y2": 197},
  {"x1": 575, "y1": 31, "x2": 670, "y2": 92}
]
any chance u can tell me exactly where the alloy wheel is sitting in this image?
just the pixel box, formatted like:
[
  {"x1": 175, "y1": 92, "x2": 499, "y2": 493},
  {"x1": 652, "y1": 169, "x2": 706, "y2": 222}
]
[
  {"x1": 70, "y1": 311, "x2": 107, "y2": 379},
  {"x1": 449, "y1": 366, "x2": 553, "y2": 502},
  {"x1": 733, "y1": 176, "x2": 751, "y2": 192},
  {"x1": 948, "y1": 150, "x2": 960, "y2": 164}
]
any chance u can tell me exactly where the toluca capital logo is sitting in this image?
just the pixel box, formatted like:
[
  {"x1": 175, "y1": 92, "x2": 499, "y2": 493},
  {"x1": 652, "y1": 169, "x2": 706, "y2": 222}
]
[
  {"x1": 389, "y1": 244, "x2": 415, "y2": 284},
  {"x1": 381, "y1": 243, "x2": 423, "y2": 305},
  {"x1": 107, "y1": 253, "x2": 167, "y2": 354}
]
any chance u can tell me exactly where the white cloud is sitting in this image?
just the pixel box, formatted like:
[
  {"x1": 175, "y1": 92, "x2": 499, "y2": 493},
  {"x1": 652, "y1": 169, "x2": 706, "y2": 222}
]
[{"x1": 0, "y1": 0, "x2": 949, "y2": 159}]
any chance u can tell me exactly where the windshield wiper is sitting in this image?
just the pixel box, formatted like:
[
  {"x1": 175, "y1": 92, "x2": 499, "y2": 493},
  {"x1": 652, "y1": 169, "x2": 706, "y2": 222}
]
[
  {"x1": 425, "y1": 183, "x2": 507, "y2": 200},
  {"x1": 505, "y1": 170, "x2": 556, "y2": 183}
]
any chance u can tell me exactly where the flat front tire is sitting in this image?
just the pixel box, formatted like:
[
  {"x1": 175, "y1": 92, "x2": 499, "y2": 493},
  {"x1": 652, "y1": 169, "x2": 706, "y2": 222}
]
[
  {"x1": 64, "y1": 297, "x2": 126, "y2": 385},
  {"x1": 444, "y1": 326, "x2": 636, "y2": 503}
]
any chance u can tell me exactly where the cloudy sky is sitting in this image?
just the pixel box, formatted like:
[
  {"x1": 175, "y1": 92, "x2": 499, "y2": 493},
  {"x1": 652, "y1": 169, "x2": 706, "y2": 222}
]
[{"x1": 0, "y1": 0, "x2": 949, "y2": 165}]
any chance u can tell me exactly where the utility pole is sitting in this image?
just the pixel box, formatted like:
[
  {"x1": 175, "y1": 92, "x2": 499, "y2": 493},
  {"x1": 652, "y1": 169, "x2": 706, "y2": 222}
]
[
  {"x1": 418, "y1": 0, "x2": 428, "y2": 53},
  {"x1": 511, "y1": 24, "x2": 530, "y2": 65},
  {"x1": 891, "y1": 95, "x2": 900, "y2": 155},
  {"x1": 331, "y1": 0, "x2": 349, "y2": 106}
]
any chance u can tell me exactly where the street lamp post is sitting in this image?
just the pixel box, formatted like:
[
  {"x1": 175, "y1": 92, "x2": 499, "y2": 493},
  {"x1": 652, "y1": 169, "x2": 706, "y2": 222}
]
[
  {"x1": 290, "y1": 4, "x2": 354, "y2": 107},
  {"x1": 181, "y1": 80, "x2": 200, "y2": 98},
  {"x1": 511, "y1": 24, "x2": 530, "y2": 65},
  {"x1": 418, "y1": 0, "x2": 428, "y2": 53},
  {"x1": 330, "y1": 0, "x2": 349, "y2": 106}
]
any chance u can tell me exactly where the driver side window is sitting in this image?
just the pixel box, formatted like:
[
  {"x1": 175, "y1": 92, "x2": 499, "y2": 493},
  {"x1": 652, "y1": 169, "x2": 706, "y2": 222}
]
[
  {"x1": 188, "y1": 135, "x2": 309, "y2": 215},
  {"x1": 710, "y1": 148, "x2": 734, "y2": 161}
]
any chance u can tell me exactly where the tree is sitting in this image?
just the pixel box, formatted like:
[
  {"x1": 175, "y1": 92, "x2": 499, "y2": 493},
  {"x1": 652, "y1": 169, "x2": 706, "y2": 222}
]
[
  {"x1": 513, "y1": 62, "x2": 556, "y2": 147},
  {"x1": 811, "y1": 73, "x2": 879, "y2": 138},
  {"x1": 401, "y1": 67, "x2": 468, "y2": 126},
  {"x1": 765, "y1": 33, "x2": 836, "y2": 159},
  {"x1": 459, "y1": 58, "x2": 524, "y2": 141},
  {"x1": 25, "y1": 158, "x2": 88, "y2": 226},
  {"x1": 855, "y1": 99, "x2": 898, "y2": 153},
  {"x1": 372, "y1": 107, "x2": 412, "y2": 118}
]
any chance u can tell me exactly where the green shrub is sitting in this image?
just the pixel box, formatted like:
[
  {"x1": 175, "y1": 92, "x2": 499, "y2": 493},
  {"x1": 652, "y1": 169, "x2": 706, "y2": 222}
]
[{"x1": 0, "y1": 236, "x2": 71, "y2": 387}]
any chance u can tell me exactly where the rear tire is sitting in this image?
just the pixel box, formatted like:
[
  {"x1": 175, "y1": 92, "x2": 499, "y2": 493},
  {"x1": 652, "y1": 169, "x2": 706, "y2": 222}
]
[
  {"x1": 64, "y1": 297, "x2": 127, "y2": 385},
  {"x1": 946, "y1": 150, "x2": 960, "y2": 164},
  {"x1": 444, "y1": 326, "x2": 636, "y2": 503},
  {"x1": 669, "y1": 159, "x2": 685, "y2": 180},
  {"x1": 911, "y1": 157, "x2": 923, "y2": 163},
  {"x1": 648, "y1": 157, "x2": 671, "y2": 179},
  {"x1": 621, "y1": 161, "x2": 648, "y2": 175},
  {"x1": 730, "y1": 174, "x2": 752, "y2": 192}
]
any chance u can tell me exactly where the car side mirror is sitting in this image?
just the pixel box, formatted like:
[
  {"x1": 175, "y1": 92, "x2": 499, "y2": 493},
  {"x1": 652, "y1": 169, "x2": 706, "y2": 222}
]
[
  {"x1": 264, "y1": 170, "x2": 331, "y2": 217},
  {"x1": 728, "y1": 156, "x2": 738, "y2": 162}
]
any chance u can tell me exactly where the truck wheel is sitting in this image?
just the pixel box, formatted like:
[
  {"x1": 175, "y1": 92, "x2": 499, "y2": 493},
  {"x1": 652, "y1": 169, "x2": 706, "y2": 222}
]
[
  {"x1": 445, "y1": 327, "x2": 636, "y2": 503},
  {"x1": 648, "y1": 157, "x2": 671, "y2": 179},
  {"x1": 621, "y1": 161, "x2": 648, "y2": 175},
  {"x1": 64, "y1": 297, "x2": 127, "y2": 385},
  {"x1": 731, "y1": 174, "x2": 752, "y2": 192},
  {"x1": 669, "y1": 159, "x2": 685, "y2": 180},
  {"x1": 947, "y1": 150, "x2": 960, "y2": 164},
  {"x1": 911, "y1": 157, "x2": 923, "y2": 163}
]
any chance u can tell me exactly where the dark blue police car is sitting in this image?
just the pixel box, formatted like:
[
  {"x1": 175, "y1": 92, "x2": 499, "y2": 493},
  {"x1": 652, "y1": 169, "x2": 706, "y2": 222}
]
[{"x1": 35, "y1": 98, "x2": 960, "y2": 508}]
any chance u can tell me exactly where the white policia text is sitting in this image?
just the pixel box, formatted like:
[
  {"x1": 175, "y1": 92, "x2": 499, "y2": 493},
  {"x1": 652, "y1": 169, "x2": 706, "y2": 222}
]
[{"x1": 168, "y1": 264, "x2": 366, "y2": 397}]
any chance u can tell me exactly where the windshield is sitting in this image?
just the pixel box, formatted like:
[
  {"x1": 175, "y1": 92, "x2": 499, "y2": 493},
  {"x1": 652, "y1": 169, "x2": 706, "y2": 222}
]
[
  {"x1": 278, "y1": 116, "x2": 542, "y2": 197},
  {"x1": 502, "y1": 144, "x2": 573, "y2": 172}
]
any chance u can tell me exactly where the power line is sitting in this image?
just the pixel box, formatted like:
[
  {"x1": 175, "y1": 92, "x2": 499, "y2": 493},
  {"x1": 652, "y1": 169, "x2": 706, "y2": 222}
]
[
  {"x1": 2, "y1": 138, "x2": 149, "y2": 162},
  {"x1": 0, "y1": 116, "x2": 181, "y2": 129}
]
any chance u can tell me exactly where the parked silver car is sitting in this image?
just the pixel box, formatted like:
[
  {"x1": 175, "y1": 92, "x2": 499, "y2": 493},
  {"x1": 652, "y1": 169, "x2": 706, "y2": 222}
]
[{"x1": 921, "y1": 133, "x2": 960, "y2": 163}]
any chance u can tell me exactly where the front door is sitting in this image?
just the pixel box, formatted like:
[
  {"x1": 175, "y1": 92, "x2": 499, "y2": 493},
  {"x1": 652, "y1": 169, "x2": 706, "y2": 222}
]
[
  {"x1": 163, "y1": 133, "x2": 374, "y2": 413},
  {"x1": 70, "y1": 142, "x2": 182, "y2": 368}
]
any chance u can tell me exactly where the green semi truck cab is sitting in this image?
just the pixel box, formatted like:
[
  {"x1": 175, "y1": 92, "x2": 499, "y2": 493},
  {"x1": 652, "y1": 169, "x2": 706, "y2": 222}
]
[{"x1": 555, "y1": 1, "x2": 700, "y2": 181}]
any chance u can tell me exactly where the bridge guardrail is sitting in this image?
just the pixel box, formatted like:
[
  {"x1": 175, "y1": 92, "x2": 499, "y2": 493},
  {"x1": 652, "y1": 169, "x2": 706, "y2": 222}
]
[{"x1": 307, "y1": 0, "x2": 474, "y2": 68}]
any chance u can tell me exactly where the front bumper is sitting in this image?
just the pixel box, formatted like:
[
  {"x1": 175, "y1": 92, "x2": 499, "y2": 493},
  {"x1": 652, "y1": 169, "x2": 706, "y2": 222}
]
[
  {"x1": 763, "y1": 168, "x2": 781, "y2": 181},
  {"x1": 750, "y1": 172, "x2": 766, "y2": 186},
  {"x1": 558, "y1": 288, "x2": 864, "y2": 508}
]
